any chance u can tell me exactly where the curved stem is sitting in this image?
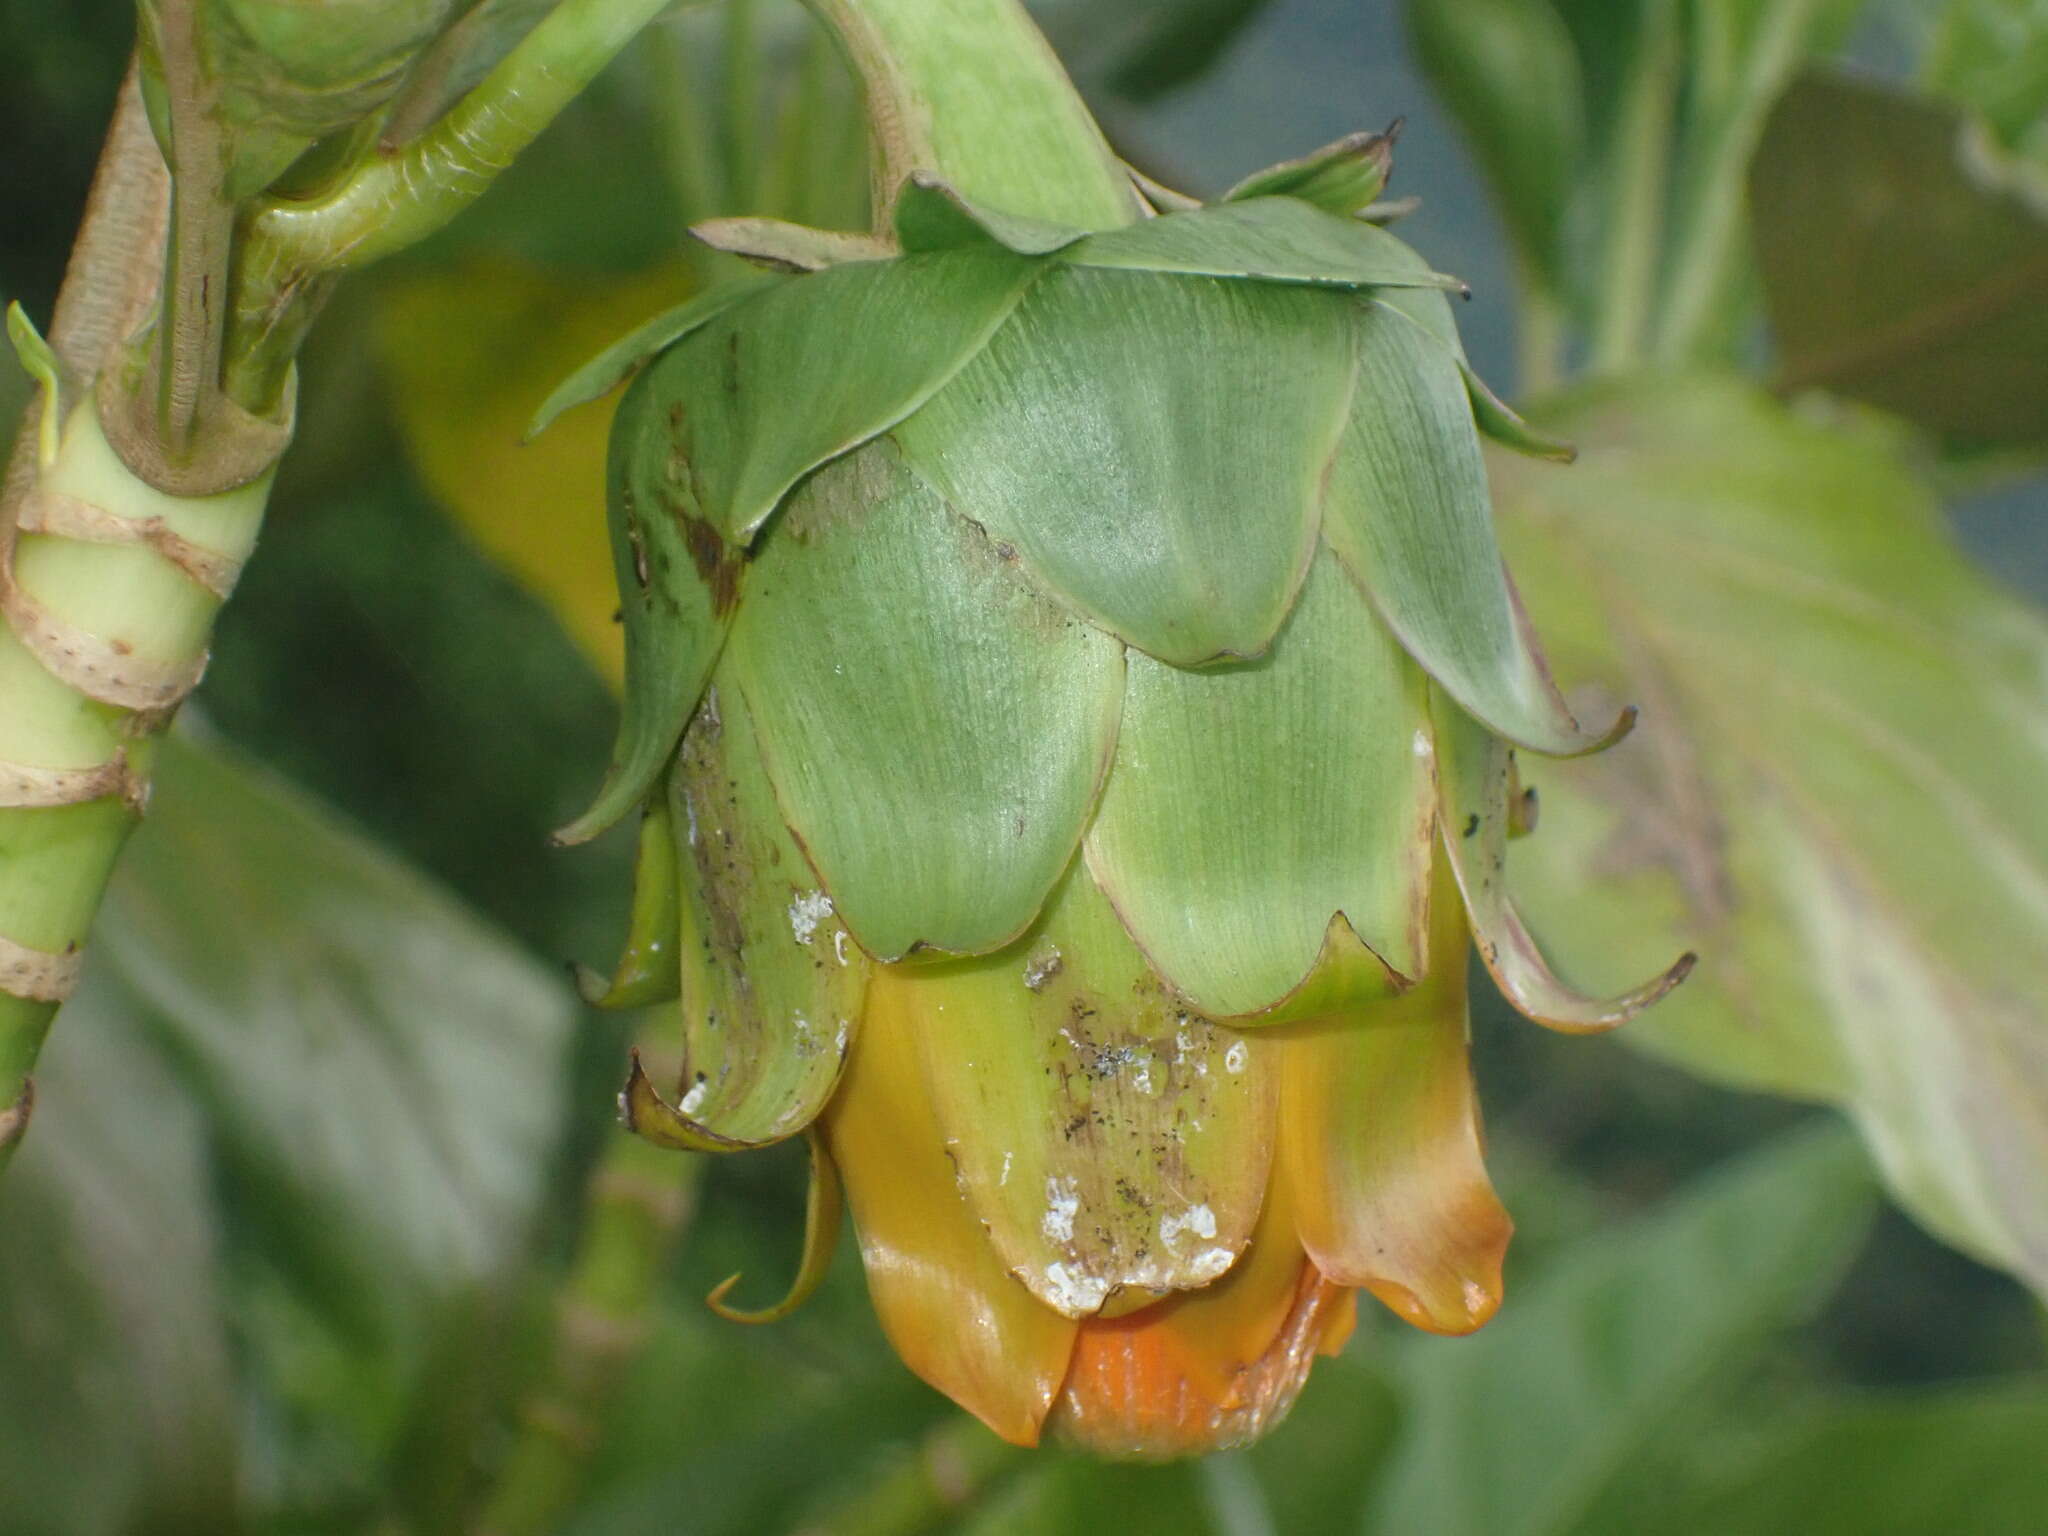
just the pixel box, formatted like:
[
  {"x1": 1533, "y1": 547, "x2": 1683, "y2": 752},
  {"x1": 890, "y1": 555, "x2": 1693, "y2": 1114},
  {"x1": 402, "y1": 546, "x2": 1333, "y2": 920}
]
[
  {"x1": 1588, "y1": 1, "x2": 1679, "y2": 375},
  {"x1": 226, "y1": 0, "x2": 677, "y2": 407}
]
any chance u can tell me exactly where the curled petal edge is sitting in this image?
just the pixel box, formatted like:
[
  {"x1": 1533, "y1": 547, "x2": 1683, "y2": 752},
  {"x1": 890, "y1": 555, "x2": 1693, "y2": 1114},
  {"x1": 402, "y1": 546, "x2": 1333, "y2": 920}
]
[{"x1": 707, "y1": 1129, "x2": 843, "y2": 1323}]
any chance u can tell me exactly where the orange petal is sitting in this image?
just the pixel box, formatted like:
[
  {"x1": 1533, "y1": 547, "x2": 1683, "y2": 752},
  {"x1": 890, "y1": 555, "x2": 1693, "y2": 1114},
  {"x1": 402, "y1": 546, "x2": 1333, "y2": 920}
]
[
  {"x1": 1275, "y1": 857, "x2": 1512, "y2": 1335},
  {"x1": 1046, "y1": 1139, "x2": 1348, "y2": 1458},
  {"x1": 822, "y1": 962, "x2": 1076, "y2": 1447}
]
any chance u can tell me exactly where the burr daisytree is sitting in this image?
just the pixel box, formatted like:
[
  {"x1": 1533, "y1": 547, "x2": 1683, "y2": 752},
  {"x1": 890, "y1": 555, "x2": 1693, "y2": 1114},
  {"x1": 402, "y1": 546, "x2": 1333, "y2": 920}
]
[{"x1": 1, "y1": 1, "x2": 2046, "y2": 1533}]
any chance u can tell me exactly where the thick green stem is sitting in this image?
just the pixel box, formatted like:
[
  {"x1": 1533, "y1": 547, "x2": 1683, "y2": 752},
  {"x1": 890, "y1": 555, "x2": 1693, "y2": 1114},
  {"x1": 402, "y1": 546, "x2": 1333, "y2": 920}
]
[
  {"x1": 801, "y1": 0, "x2": 1140, "y2": 229},
  {"x1": 1588, "y1": 0, "x2": 1680, "y2": 375}
]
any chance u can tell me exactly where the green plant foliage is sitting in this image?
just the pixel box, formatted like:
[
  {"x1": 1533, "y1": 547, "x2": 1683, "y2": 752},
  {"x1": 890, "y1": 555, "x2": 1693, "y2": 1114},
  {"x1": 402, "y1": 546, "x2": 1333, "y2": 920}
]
[
  {"x1": 1629, "y1": 1387, "x2": 2048, "y2": 1536},
  {"x1": 1752, "y1": 70, "x2": 2048, "y2": 445},
  {"x1": 724, "y1": 443, "x2": 1126, "y2": 960},
  {"x1": 1498, "y1": 376, "x2": 2048, "y2": 1298},
  {"x1": 1367, "y1": 1124, "x2": 1876, "y2": 1536},
  {"x1": 1083, "y1": 548, "x2": 1433, "y2": 1016},
  {"x1": 898, "y1": 264, "x2": 1353, "y2": 664}
]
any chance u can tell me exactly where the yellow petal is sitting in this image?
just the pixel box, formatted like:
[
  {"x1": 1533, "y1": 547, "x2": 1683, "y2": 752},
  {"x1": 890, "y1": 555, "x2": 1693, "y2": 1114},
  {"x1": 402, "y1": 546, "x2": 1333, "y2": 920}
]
[
  {"x1": 1046, "y1": 1130, "x2": 1347, "y2": 1458},
  {"x1": 822, "y1": 962, "x2": 1076, "y2": 1447},
  {"x1": 1275, "y1": 857, "x2": 1512, "y2": 1335}
]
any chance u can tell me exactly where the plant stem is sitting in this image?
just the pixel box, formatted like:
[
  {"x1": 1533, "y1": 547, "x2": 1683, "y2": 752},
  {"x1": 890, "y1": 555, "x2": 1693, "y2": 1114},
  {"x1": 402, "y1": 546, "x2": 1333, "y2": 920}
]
[
  {"x1": 473, "y1": 1127, "x2": 706, "y2": 1536},
  {"x1": 800, "y1": 0, "x2": 1140, "y2": 229},
  {"x1": 225, "y1": 0, "x2": 678, "y2": 408},
  {"x1": 1651, "y1": 0, "x2": 1821, "y2": 367},
  {"x1": 790, "y1": 1416, "x2": 1027, "y2": 1536},
  {"x1": 1588, "y1": 0, "x2": 1680, "y2": 375},
  {"x1": 2, "y1": 1, "x2": 674, "y2": 1172}
]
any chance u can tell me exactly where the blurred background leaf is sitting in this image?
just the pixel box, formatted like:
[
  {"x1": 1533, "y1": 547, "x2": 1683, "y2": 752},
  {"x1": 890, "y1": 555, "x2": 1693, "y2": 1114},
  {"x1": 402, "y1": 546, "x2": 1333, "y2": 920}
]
[
  {"x1": 1499, "y1": 376, "x2": 2048, "y2": 1300},
  {"x1": 1753, "y1": 69, "x2": 2048, "y2": 446},
  {"x1": 1367, "y1": 1125, "x2": 1875, "y2": 1536}
]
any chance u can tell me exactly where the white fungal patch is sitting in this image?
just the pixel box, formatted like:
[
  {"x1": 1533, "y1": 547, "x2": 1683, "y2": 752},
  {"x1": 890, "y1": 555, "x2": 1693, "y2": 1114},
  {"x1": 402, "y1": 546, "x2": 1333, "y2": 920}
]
[
  {"x1": 1225, "y1": 1040, "x2": 1249, "y2": 1074},
  {"x1": 1041, "y1": 1176, "x2": 1080, "y2": 1243},
  {"x1": 1158, "y1": 1203, "x2": 1218, "y2": 1250},
  {"x1": 1022, "y1": 942, "x2": 1063, "y2": 991},
  {"x1": 787, "y1": 889, "x2": 834, "y2": 945},
  {"x1": 1000, "y1": 1151, "x2": 1013, "y2": 1186},
  {"x1": 1041, "y1": 1262, "x2": 1111, "y2": 1315},
  {"x1": 1188, "y1": 1246, "x2": 1237, "y2": 1282},
  {"x1": 834, "y1": 1019, "x2": 850, "y2": 1055},
  {"x1": 832, "y1": 929, "x2": 851, "y2": 966},
  {"x1": 1462, "y1": 1278, "x2": 1491, "y2": 1318},
  {"x1": 679, "y1": 1078, "x2": 709, "y2": 1116}
]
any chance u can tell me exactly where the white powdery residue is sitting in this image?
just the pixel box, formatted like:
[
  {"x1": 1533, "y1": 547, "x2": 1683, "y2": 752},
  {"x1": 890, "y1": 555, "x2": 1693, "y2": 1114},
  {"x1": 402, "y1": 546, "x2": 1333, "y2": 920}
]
[
  {"x1": 1462, "y1": 1278, "x2": 1491, "y2": 1319},
  {"x1": 1021, "y1": 943, "x2": 1063, "y2": 991},
  {"x1": 684, "y1": 798, "x2": 699, "y2": 847},
  {"x1": 1042, "y1": 1262, "x2": 1111, "y2": 1315},
  {"x1": 787, "y1": 889, "x2": 834, "y2": 945},
  {"x1": 832, "y1": 929, "x2": 851, "y2": 966},
  {"x1": 1225, "y1": 1040, "x2": 1249, "y2": 1074},
  {"x1": 679, "y1": 1079, "x2": 709, "y2": 1116},
  {"x1": 1174, "y1": 1027, "x2": 1194, "y2": 1060},
  {"x1": 834, "y1": 1019, "x2": 850, "y2": 1055},
  {"x1": 1188, "y1": 1246, "x2": 1236, "y2": 1282},
  {"x1": 1041, "y1": 1176, "x2": 1080, "y2": 1243},
  {"x1": 1158, "y1": 1203, "x2": 1218, "y2": 1250},
  {"x1": 1000, "y1": 1151, "x2": 1013, "y2": 1186},
  {"x1": 1413, "y1": 729, "x2": 1433, "y2": 760}
]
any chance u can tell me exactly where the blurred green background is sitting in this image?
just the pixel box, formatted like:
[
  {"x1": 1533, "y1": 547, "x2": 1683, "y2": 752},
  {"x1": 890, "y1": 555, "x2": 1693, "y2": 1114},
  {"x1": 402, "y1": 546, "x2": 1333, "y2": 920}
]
[{"x1": 2, "y1": 2, "x2": 2046, "y2": 1533}]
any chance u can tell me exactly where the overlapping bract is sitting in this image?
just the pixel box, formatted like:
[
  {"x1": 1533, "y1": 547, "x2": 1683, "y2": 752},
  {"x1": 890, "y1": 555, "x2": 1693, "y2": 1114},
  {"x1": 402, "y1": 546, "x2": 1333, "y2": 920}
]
[{"x1": 564, "y1": 177, "x2": 1689, "y2": 1453}]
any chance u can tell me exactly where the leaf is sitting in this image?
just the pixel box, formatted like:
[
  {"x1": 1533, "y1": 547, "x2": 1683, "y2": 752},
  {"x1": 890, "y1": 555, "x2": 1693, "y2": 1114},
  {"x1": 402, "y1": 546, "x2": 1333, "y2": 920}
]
[
  {"x1": 0, "y1": 970, "x2": 239, "y2": 1536},
  {"x1": 642, "y1": 250, "x2": 1041, "y2": 545},
  {"x1": 1063, "y1": 197, "x2": 1468, "y2": 292},
  {"x1": 1752, "y1": 70, "x2": 2048, "y2": 445},
  {"x1": 622, "y1": 681, "x2": 867, "y2": 1151},
  {"x1": 552, "y1": 340, "x2": 745, "y2": 845},
  {"x1": 94, "y1": 730, "x2": 576, "y2": 1322},
  {"x1": 1633, "y1": 1387, "x2": 2048, "y2": 1536},
  {"x1": 686, "y1": 217, "x2": 889, "y2": 272},
  {"x1": 1495, "y1": 374, "x2": 2048, "y2": 1298},
  {"x1": 1324, "y1": 300, "x2": 1627, "y2": 757},
  {"x1": 724, "y1": 441, "x2": 1125, "y2": 961},
  {"x1": 526, "y1": 274, "x2": 781, "y2": 439},
  {"x1": 1367, "y1": 1123, "x2": 1876, "y2": 1536},
  {"x1": 1221, "y1": 128, "x2": 1395, "y2": 216},
  {"x1": 892, "y1": 172, "x2": 1089, "y2": 255},
  {"x1": 898, "y1": 264, "x2": 1354, "y2": 665},
  {"x1": 1403, "y1": 0, "x2": 1584, "y2": 291},
  {"x1": 1082, "y1": 548, "x2": 1434, "y2": 1016}
]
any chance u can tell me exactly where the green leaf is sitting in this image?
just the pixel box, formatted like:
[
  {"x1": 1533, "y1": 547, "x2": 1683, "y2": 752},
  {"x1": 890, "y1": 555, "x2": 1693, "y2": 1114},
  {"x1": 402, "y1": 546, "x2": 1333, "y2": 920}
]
[
  {"x1": 1634, "y1": 1387, "x2": 2048, "y2": 1536},
  {"x1": 623, "y1": 682, "x2": 867, "y2": 1150},
  {"x1": 640, "y1": 249, "x2": 1040, "y2": 547},
  {"x1": 1083, "y1": 548, "x2": 1434, "y2": 1017},
  {"x1": 1752, "y1": 70, "x2": 2048, "y2": 445},
  {"x1": 892, "y1": 172, "x2": 1090, "y2": 254},
  {"x1": 1496, "y1": 375, "x2": 2048, "y2": 1298},
  {"x1": 724, "y1": 441, "x2": 1125, "y2": 960},
  {"x1": 526, "y1": 275, "x2": 779, "y2": 441},
  {"x1": 0, "y1": 971, "x2": 238, "y2": 1536},
  {"x1": 1923, "y1": 0, "x2": 2048, "y2": 155},
  {"x1": 1403, "y1": 0, "x2": 1584, "y2": 291},
  {"x1": 884, "y1": 866, "x2": 1275, "y2": 1315},
  {"x1": 1062, "y1": 197, "x2": 1468, "y2": 291},
  {"x1": 553, "y1": 354, "x2": 744, "y2": 845},
  {"x1": 898, "y1": 264, "x2": 1354, "y2": 664},
  {"x1": 95, "y1": 731, "x2": 576, "y2": 1316},
  {"x1": 1368, "y1": 1124, "x2": 1876, "y2": 1536},
  {"x1": 1219, "y1": 127, "x2": 1396, "y2": 215},
  {"x1": 1324, "y1": 300, "x2": 1627, "y2": 757}
]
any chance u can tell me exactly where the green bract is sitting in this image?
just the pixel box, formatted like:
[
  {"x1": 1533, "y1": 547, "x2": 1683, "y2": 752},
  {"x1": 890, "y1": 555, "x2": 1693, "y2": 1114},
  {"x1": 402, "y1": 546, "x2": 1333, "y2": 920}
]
[{"x1": 554, "y1": 170, "x2": 1687, "y2": 1151}]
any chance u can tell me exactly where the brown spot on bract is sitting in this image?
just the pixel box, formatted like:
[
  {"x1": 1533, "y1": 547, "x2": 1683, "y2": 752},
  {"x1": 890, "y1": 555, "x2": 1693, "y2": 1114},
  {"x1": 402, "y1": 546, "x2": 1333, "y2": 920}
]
[{"x1": 680, "y1": 509, "x2": 744, "y2": 617}]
